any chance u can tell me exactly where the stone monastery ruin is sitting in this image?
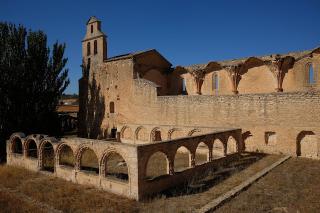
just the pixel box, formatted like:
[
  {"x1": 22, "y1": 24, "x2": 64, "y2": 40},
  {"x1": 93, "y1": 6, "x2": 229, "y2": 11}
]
[{"x1": 7, "y1": 17, "x2": 320, "y2": 200}]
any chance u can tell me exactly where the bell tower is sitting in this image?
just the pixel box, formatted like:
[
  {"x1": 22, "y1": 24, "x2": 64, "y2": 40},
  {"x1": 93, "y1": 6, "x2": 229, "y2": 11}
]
[{"x1": 82, "y1": 16, "x2": 107, "y2": 70}]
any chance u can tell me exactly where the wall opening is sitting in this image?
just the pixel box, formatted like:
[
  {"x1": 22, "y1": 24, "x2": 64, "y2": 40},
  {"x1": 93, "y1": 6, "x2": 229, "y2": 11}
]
[
  {"x1": 59, "y1": 145, "x2": 75, "y2": 167},
  {"x1": 90, "y1": 25, "x2": 93, "y2": 33},
  {"x1": 297, "y1": 131, "x2": 317, "y2": 158},
  {"x1": 26, "y1": 140, "x2": 37, "y2": 158},
  {"x1": 41, "y1": 142, "x2": 54, "y2": 172},
  {"x1": 94, "y1": 40, "x2": 98, "y2": 55},
  {"x1": 182, "y1": 78, "x2": 187, "y2": 94},
  {"x1": 227, "y1": 136, "x2": 237, "y2": 154},
  {"x1": 151, "y1": 128, "x2": 162, "y2": 142},
  {"x1": 195, "y1": 142, "x2": 209, "y2": 165},
  {"x1": 212, "y1": 73, "x2": 219, "y2": 95},
  {"x1": 104, "y1": 153, "x2": 128, "y2": 182},
  {"x1": 307, "y1": 63, "x2": 315, "y2": 84},
  {"x1": 110, "y1": 101, "x2": 115, "y2": 113},
  {"x1": 145, "y1": 152, "x2": 168, "y2": 180},
  {"x1": 12, "y1": 137, "x2": 23, "y2": 154},
  {"x1": 174, "y1": 146, "x2": 190, "y2": 172},
  {"x1": 111, "y1": 128, "x2": 117, "y2": 138},
  {"x1": 213, "y1": 139, "x2": 224, "y2": 157},
  {"x1": 87, "y1": 42, "x2": 91, "y2": 56},
  {"x1": 80, "y1": 148, "x2": 99, "y2": 174}
]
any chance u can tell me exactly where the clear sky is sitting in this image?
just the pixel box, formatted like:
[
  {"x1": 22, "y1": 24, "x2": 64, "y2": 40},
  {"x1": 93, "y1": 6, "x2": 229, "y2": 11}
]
[{"x1": 1, "y1": 0, "x2": 320, "y2": 94}]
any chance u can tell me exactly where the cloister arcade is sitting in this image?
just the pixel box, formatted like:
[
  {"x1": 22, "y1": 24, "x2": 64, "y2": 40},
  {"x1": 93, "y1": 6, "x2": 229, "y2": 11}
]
[
  {"x1": 7, "y1": 128, "x2": 243, "y2": 200},
  {"x1": 7, "y1": 127, "x2": 320, "y2": 199}
]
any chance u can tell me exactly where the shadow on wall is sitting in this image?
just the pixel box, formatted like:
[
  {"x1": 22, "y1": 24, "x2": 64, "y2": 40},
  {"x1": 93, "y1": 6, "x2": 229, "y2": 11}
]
[{"x1": 80, "y1": 73, "x2": 105, "y2": 139}]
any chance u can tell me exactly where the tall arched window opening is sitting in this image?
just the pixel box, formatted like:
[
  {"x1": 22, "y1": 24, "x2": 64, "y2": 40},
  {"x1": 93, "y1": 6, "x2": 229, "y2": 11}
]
[
  {"x1": 94, "y1": 40, "x2": 98, "y2": 55},
  {"x1": 307, "y1": 64, "x2": 315, "y2": 84},
  {"x1": 87, "y1": 42, "x2": 91, "y2": 56},
  {"x1": 212, "y1": 73, "x2": 219, "y2": 95},
  {"x1": 91, "y1": 25, "x2": 93, "y2": 33},
  {"x1": 182, "y1": 78, "x2": 187, "y2": 94}
]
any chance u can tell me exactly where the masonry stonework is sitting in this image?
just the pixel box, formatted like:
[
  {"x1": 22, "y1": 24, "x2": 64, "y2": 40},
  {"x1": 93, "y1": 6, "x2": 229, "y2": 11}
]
[
  {"x1": 78, "y1": 17, "x2": 320, "y2": 158},
  {"x1": 6, "y1": 16, "x2": 320, "y2": 200}
]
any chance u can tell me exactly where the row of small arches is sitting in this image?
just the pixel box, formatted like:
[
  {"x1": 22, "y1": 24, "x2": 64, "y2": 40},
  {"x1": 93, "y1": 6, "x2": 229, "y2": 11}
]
[
  {"x1": 10, "y1": 135, "x2": 129, "y2": 183},
  {"x1": 121, "y1": 126, "x2": 203, "y2": 142}
]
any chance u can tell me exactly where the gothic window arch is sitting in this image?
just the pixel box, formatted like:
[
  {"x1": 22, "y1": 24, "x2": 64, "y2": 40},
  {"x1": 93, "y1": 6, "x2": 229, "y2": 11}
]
[
  {"x1": 306, "y1": 63, "x2": 315, "y2": 85},
  {"x1": 212, "y1": 73, "x2": 219, "y2": 94}
]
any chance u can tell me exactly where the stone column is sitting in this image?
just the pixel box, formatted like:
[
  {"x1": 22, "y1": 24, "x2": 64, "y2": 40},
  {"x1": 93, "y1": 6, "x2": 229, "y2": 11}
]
[
  {"x1": 191, "y1": 69, "x2": 206, "y2": 95},
  {"x1": 224, "y1": 65, "x2": 243, "y2": 94},
  {"x1": 265, "y1": 56, "x2": 295, "y2": 92}
]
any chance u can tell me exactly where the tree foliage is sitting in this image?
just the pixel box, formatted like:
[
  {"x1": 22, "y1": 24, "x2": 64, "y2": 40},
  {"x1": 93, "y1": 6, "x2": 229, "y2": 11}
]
[{"x1": 0, "y1": 22, "x2": 69, "y2": 158}]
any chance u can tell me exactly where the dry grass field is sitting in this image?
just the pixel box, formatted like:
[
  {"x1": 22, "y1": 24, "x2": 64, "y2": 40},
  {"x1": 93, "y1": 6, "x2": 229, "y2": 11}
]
[
  {"x1": 0, "y1": 152, "x2": 284, "y2": 213},
  {"x1": 0, "y1": 165, "x2": 138, "y2": 213},
  {"x1": 215, "y1": 157, "x2": 320, "y2": 213}
]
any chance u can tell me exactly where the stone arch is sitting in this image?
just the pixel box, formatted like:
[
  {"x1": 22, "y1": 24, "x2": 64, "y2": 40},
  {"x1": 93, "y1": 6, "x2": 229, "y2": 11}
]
[
  {"x1": 195, "y1": 142, "x2": 210, "y2": 165},
  {"x1": 306, "y1": 63, "x2": 316, "y2": 85},
  {"x1": 145, "y1": 151, "x2": 170, "y2": 180},
  {"x1": 238, "y1": 65, "x2": 276, "y2": 94},
  {"x1": 56, "y1": 143, "x2": 75, "y2": 167},
  {"x1": 227, "y1": 136, "x2": 238, "y2": 154},
  {"x1": 120, "y1": 126, "x2": 133, "y2": 140},
  {"x1": 76, "y1": 146, "x2": 99, "y2": 174},
  {"x1": 11, "y1": 136, "x2": 23, "y2": 155},
  {"x1": 213, "y1": 138, "x2": 225, "y2": 157},
  {"x1": 25, "y1": 138, "x2": 38, "y2": 158},
  {"x1": 168, "y1": 128, "x2": 184, "y2": 140},
  {"x1": 174, "y1": 146, "x2": 191, "y2": 172},
  {"x1": 135, "y1": 126, "x2": 148, "y2": 142},
  {"x1": 150, "y1": 127, "x2": 162, "y2": 142},
  {"x1": 296, "y1": 131, "x2": 317, "y2": 158},
  {"x1": 39, "y1": 139, "x2": 55, "y2": 172},
  {"x1": 100, "y1": 150, "x2": 129, "y2": 182},
  {"x1": 188, "y1": 129, "x2": 201, "y2": 136}
]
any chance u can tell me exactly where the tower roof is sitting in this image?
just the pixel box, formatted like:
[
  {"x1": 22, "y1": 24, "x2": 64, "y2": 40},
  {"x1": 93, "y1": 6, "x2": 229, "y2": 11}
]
[{"x1": 87, "y1": 16, "x2": 100, "y2": 25}]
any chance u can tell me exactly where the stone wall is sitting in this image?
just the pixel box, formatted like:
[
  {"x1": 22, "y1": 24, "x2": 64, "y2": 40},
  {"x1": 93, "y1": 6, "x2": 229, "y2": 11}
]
[{"x1": 7, "y1": 129, "x2": 243, "y2": 200}]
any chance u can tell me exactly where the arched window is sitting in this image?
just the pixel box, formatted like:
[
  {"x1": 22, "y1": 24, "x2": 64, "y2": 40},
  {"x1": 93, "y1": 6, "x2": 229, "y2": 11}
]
[
  {"x1": 307, "y1": 63, "x2": 315, "y2": 84},
  {"x1": 182, "y1": 78, "x2": 186, "y2": 94},
  {"x1": 94, "y1": 40, "x2": 98, "y2": 55},
  {"x1": 110, "y1": 101, "x2": 115, "y2": 113},
  {"x1": 212, "y1": 73, "x2": 219, "y2": 93},
  {"x1": 87, "y1": 42, "x2": 91, "y2": 56},
  {"x1": 91, "y1": 25, "x2": 93, "y2": 33}
]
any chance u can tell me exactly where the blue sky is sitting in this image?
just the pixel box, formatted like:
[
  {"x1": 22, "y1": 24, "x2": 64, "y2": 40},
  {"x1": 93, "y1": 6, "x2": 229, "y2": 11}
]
[{"x1": 1, "y1": 0, "x2": 320, "y2": 94}]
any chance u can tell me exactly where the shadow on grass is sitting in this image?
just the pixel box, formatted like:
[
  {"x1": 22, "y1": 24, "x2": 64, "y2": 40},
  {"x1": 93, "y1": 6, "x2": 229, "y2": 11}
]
[{"x1": 149, "y1": 152, "x2": 267, "y2": 199}]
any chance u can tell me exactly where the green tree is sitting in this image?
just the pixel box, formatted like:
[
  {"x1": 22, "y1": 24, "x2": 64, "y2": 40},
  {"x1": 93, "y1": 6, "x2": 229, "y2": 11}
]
[{"x1": 0, "y1": 22, "x2": 69, "y2": 161}]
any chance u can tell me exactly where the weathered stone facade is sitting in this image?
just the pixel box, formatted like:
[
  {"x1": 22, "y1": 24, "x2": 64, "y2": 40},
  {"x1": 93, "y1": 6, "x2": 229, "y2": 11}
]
[{"x1": 79, "y1": 17, "x2": 320, "y2": 158}]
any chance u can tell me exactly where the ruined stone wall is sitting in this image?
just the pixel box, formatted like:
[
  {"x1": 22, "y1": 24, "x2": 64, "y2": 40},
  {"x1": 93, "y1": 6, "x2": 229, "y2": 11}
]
[
  {"x1": 176, "y1": 55, "x2": 320, "y2": 95},
  {"x1": 125, "y1": 83, "x2": 320, "y2": 156}
]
